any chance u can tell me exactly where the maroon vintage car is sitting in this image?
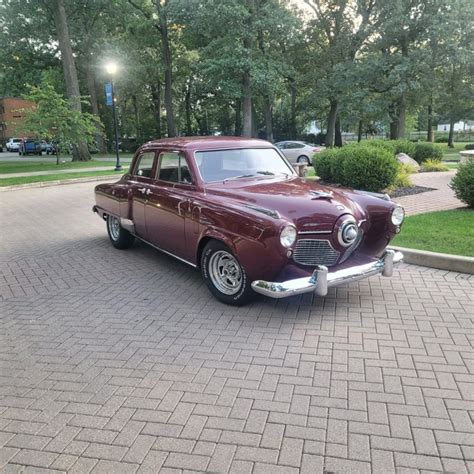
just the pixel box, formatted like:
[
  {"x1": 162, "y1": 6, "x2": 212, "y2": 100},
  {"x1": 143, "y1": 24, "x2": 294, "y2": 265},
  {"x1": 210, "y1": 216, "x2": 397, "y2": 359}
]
[{"x1": 93, "y1": 137, "x2": 404, "y2": 305}]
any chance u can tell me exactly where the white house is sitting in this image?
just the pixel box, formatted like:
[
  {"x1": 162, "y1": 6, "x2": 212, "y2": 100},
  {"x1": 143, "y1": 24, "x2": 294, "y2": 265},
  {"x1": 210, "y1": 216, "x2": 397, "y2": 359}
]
[{"x1": 437, "y1": 120, "x2": 474, "y2": 132}]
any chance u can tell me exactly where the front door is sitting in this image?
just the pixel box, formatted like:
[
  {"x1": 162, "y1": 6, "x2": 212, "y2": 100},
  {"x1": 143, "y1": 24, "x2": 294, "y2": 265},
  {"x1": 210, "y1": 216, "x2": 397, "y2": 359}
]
[
  {"x1": 145, "y1": 151, "x2": 195, "y2": 261},
  {"x1": 129, "y1": 151, "x2": 157, "y2": 239}
]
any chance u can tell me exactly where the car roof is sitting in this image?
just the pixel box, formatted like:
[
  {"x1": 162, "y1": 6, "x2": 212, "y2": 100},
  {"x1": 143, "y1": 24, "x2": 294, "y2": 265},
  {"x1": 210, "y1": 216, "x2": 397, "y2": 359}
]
[{"x1": 140, "y1": 136, "x2": 273, "y2": 152}]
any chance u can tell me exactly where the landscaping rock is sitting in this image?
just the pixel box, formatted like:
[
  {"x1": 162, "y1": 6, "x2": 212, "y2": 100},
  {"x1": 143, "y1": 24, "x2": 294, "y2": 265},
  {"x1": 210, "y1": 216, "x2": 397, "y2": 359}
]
[{"x1": 396, "y1": 153, "x2": 420, "y2": 170}]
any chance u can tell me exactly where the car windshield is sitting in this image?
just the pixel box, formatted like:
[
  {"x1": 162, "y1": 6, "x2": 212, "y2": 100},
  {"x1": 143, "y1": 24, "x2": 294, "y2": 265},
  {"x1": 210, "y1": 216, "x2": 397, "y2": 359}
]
[{"x1": 195, "y1": 148, "x2": 294, "y2": 183}]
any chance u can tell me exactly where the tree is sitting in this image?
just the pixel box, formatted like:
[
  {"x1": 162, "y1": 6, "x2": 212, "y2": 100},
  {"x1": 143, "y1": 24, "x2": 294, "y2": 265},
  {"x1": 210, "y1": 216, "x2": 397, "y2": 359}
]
[
  {"x1": 19, "y1": 82, "x2": 100, "y2": 165},
  {"x1": 52, "y1": 0, "x2": 91, "y2": 160}
]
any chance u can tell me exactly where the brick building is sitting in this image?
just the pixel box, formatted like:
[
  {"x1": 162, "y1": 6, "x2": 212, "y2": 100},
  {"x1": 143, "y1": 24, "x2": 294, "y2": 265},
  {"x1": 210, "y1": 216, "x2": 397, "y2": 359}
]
[{"x1": 0, "y1": 97, "x2": 35, "y2": 144}]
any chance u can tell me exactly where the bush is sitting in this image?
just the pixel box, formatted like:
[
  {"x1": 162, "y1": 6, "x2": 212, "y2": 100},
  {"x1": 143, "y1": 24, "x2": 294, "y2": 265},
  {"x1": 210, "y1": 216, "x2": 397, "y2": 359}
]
[
  {"x1": 393, "y1": 139, "x2": 416, "y2": 157},
  {"x1": 387, "y1": 164, "x2": 415, "y2": 191},
  {"x1": 412, "y1": 143, "x2": 443, "y2": 163},
  {"x1": 465, "y1": 144, "x2": 474, "y2": 150},
  {"x1": 364, "y1": 140, "x2": 395, "y2": 154},
  {"x1": 313, "y1": 149, "x2": 334, "y2": 181},
  {"x1": 435, "y1": 137, "x2": 449, "y2": 143},
  {"x1": 451, "y1": 161, "x2": 474, "y2": 207},
  {"x1": 342, "y1": 144, "x2": 399, "y2": 192},
  {"x1": 421, "y1": 159, "x2": 449, "y2": 172}
]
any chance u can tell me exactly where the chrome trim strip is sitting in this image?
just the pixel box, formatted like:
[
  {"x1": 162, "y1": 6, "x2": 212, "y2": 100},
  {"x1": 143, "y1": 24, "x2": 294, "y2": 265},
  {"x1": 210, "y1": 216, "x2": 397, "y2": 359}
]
[
  {"x1": 251, "y1": 250, "x2": 403, "y2": 299},
  {"x1": 134, "y1": 235, "x2": 197, "y2": 268},
  {"x1": 297, "y1": 230, "x2": 331, "y2": 235}
]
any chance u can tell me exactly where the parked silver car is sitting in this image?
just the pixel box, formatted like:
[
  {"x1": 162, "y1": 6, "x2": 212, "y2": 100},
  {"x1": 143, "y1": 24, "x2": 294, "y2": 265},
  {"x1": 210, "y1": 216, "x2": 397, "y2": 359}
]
[{"x1": 275, "y1": 141, "x2": 325, "y2": 165}]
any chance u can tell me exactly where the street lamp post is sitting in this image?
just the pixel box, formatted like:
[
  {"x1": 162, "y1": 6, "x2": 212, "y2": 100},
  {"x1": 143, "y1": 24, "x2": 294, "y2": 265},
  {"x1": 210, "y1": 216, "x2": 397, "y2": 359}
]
[{"x1": 105, "y1": 62, "x2": 122, "y2": 171}]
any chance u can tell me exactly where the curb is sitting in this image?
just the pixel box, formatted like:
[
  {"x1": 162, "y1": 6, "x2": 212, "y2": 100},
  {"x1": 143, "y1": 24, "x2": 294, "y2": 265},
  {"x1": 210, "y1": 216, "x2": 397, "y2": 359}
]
[
  {"x1": 0, "y1": 175, "x2": 119, "y2": 192},
  {"x1": 389, "y1": 246, "x2": 474, "y2": 275}
]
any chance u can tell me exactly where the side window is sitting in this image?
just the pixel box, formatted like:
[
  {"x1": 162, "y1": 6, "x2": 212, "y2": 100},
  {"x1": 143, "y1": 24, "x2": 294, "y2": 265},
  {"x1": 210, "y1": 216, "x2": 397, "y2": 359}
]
[
  {"x1": 287, "y1": 142, "x2": 302, "y2": 149},
  {"x1": 133, "y1": 152, "x2": 155, "y2": 178},
  {"x1": 157, "y1": 152, "x2": 192, "y2": 184}
]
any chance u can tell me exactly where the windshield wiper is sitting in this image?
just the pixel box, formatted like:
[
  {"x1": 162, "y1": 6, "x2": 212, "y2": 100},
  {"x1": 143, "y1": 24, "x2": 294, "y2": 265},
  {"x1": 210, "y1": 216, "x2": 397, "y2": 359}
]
[
  {"x1": 223, "y1": 174, "x2": 256, "y2": 182},
  {"x1": 255, "y1": 170, "x2": 275, "y2": 175}
]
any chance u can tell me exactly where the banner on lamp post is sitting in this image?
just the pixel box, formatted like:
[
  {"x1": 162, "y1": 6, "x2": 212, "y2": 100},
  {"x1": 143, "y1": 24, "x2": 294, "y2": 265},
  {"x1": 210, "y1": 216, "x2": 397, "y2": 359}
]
[{"x1": 104, "y1": 83, "x2": 113, "y2": 106}]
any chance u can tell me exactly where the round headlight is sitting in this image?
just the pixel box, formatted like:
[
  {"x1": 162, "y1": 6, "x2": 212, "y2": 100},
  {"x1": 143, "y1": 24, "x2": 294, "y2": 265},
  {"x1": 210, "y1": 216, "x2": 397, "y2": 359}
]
[
  {"x1": 280, "y1": 225, "x2": 297, "y2": 248},
  {"x1": 338, "y1": 219, "x2": 358, "y2": 247},
  {"x1": 391, "y1": 206, "x2": 405, "y2": 226}
]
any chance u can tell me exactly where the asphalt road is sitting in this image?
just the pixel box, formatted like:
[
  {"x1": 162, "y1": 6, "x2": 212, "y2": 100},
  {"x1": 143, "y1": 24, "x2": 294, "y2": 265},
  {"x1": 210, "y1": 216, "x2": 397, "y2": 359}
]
[{"x1": 0, "y1": 181, "x2": 473, "y2": 473}]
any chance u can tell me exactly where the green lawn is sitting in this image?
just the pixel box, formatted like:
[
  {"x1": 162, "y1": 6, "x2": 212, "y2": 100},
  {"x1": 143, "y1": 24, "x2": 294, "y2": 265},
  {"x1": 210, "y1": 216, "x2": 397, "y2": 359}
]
[
  {"x1": 392, "y1": 209, "x2": 474, "y2": 256},
  {"x1": 0, "y1": 160, "x2": 131, "y2": 174},
  {"x1": 438, "y1": 143, "x2": 468, "y2": 161},
  {"x1": 0, "y1": 170, "x2": 124, "y2": 187}
]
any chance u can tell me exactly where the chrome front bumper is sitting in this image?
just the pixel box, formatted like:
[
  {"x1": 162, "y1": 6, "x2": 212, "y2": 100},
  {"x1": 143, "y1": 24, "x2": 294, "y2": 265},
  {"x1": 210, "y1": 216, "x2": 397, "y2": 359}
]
[{"x1": 251, "y1": 250, "x2": 403, "y2": 299}]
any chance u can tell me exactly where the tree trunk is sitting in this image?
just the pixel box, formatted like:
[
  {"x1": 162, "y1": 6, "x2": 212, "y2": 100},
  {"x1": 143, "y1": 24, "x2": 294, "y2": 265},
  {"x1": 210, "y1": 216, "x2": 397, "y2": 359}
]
[
  {"x1": 53, "y1": 0, "x2": 90, "y2": 161},
  {"x1": 84, "y1": 62, "x2": 106, "y2": 153},
  {"x1": 264, "y1": 95, "x2": 273, "y2": 142},
  {"x1": 242, "y1": 73, "x2": 252, "y2": 137},
  {"x1": 132, "y1": 94, "x2": 141, "y2": 142},
  {"x1": 185, "y1": 81, "x2": 192, "y2": 136},
  {"x1": 397, "y1": 96, "x2": 406, "y2": 139},
  {"x1": 151, "y1": 83, "x2": 162, "y2": 138},
  {"x1": 357, "y1": 119, "x2": 363, "y2": 142},
  {"x1": 234, "y1": 99, "x2": 242, "y2": 136},
  {"x1": 290, "y1": 79, "x2": 297, "y2": 140},
  {"x1": 335, "y1": 115, "x2": 342, "y2": 147},
  {"x1": 427, "y1": 102, "x2": 434, "y2": 143},
  {"x1": 325, "y1": 99, "x2": 338, "y2": 147},
  {"x1": 448, "y1": 117, "x2": 455, "y2": 148},
  {"x1": 157, "y1": 1, "x2": 176, "y2": 137}
]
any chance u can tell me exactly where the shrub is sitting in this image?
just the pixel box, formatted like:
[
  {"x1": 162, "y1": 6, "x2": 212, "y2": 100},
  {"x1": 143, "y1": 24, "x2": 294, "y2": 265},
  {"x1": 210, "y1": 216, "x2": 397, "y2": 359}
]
[
  {"x1": 341, "y1": 144, "x2": 398, "y2": 192},
  {"x1": 364, "y1": 139, "x2": 395, "y2": 154},
  {"x1": 435, "y1": 137, "x2": 449, "y2": 143},
  {"x1": 393, "y1": 139, "x2": 416, "y2": 157},
  {"x1": 422, "y1": 159, "x2": 449, "y2": 172},
  {"x1": 465, "y1": 144, "x2": 474, "y2": 150},
  {"x1": 313, "y1": 149, "x2": 334, "y2": 181},
  {"x1": 412, "y1": 143, "x2": 443, "y2": 163},
  {"x1": 387, "y1": 164, "x2": 414, "y2": 191},
  {"x1": 451, "y1": 161, "x2": 474, "y2": 207}
]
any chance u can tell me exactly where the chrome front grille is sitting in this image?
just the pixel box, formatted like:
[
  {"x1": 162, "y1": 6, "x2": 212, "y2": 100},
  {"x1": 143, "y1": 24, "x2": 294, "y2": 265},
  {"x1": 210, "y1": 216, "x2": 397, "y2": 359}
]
[{"x1": 293, "y1": 239, "x2": 340, "y2": 267}]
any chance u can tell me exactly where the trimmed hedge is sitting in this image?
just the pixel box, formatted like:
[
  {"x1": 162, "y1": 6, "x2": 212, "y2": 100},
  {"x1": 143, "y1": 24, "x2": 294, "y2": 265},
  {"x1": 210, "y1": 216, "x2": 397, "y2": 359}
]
[
  {"x1": 412, "y1": 143, "x2": 443, "y2": 163},
  {"x1": 451, "y1": 160, "x2": 474, "y2": 207},
  {"x1": 313, "y1": 143, "x2": 399, "y2": 192},
  {"x1": 465, "y1": 144, "x2": 474, "y2": 150}
]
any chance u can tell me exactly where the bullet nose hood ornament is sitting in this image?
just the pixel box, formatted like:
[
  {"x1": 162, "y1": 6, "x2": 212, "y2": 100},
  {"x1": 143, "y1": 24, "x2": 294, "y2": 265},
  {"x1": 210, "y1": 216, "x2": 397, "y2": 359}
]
[{"x1": 310, "y1": 190, "x2": 333, "y2": 200}]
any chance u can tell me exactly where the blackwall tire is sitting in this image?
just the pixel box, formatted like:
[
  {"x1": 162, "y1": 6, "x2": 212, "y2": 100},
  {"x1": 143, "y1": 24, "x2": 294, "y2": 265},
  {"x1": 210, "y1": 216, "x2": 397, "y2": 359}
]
[
  {"x1": 201, "y1": 240, "x2": 255, "y2": 306},
  {"x1": 297, "y1": 155, "x2": 310, "y2": 165},
  {"x1": 106, "y1": 215, "x2": 135, "y2": 249}
]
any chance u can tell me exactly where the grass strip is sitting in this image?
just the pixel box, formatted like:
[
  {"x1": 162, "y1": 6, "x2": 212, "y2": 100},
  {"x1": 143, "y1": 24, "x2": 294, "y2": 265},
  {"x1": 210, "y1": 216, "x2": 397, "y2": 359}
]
[
  {"x1": 0, "y1": 170, "x2": 124, "y2": 187},
  {"x1": 392, "y1": 209, "x2": 474, "y2": 257}
]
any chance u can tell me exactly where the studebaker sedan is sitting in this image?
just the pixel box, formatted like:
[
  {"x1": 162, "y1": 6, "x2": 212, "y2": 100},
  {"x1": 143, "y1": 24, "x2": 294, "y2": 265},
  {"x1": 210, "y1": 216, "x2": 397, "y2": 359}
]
[{"x1": 93, "y1": 137, "x2": 404, "y2": 305}]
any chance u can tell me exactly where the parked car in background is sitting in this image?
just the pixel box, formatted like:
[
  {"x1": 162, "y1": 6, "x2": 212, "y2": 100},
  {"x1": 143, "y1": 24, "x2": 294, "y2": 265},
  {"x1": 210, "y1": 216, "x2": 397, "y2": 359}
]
[
  {"x1": 275, "y1": 141, "x2": 325, "y2": 165},
  {"x1": 93, "y1": 137, "x2": 404, "y2": 306},
  {"x1": 19, "y1": 138, "x2": 42, "y2": 156},
  {"x1": 40, "y1": 140, "x2": 48, "y2": 152},
  {"x1": 0, "y1": 142, "x2": 3, "y2": 152},
  {"x1": 45, "y1": 142, "x2": 58, "y2": 154},
  {"x1": 6, "y1": 138, "x2": 22, "y2": 152}
]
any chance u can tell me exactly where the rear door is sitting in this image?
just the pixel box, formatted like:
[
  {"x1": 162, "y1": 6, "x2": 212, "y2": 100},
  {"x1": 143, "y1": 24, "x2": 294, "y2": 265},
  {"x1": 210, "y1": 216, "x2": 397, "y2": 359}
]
[{"x1": 129, "y1": 151, "x2": 157, "y2": 239}]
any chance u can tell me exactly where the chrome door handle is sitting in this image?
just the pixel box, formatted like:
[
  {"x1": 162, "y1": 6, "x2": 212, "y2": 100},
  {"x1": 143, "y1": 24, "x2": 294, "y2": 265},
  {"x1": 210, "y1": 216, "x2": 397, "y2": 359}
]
[
  {"x1": 146, "y1": 189, "x2": 151, "y2": 195},
  {"x1": 138, "y1": 187, "x2": 146, "y2": 194}
]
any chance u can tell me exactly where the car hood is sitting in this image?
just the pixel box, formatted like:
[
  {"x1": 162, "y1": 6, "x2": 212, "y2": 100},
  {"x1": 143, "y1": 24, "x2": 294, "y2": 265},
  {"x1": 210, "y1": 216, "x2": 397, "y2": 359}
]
[{"x1": 206, "y1": 176, "x2": 367, "y2": 232}]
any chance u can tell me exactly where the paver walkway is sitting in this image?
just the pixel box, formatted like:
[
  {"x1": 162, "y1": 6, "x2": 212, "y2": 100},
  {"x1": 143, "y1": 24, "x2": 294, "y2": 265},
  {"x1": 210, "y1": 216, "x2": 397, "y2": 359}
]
[
  {"x1": 394, "y1": 171, "x2": 464, "y2": 216},
  {"x1": 0, "y1": 181, "x2": 473, "y2": 473}
]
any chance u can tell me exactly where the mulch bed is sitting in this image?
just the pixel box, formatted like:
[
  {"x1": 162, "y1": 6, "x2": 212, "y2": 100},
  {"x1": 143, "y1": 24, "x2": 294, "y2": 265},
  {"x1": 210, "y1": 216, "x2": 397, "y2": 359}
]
[{"x1": 390, "y1": 185, "x2": 437, "y2": 198}]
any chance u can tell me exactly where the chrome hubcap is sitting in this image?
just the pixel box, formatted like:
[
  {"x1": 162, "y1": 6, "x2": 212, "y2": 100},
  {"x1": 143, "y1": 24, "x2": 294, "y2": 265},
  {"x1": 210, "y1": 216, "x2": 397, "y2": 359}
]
[
  {"x1": 209, "y1": 250, "x2": 243, "y2": 295},
  {"x1": 108, "y1": 216, "x2": 120, "y2": 241}
]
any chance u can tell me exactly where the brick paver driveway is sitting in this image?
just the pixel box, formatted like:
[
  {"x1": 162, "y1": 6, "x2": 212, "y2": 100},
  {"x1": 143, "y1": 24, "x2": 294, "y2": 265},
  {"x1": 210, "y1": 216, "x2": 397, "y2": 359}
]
[{"x1": 1, "y1": 182, "x2": 473, "y2": 473}]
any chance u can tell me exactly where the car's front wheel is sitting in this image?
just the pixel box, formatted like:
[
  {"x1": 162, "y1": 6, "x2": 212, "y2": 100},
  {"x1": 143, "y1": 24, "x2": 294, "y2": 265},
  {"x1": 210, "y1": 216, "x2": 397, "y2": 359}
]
[
  {"x1": 106, "y1": 215, "x2": 135, "y2": 249},
  {"x1": 201, "y1": 240, "x2": 254, "y2": 306}
]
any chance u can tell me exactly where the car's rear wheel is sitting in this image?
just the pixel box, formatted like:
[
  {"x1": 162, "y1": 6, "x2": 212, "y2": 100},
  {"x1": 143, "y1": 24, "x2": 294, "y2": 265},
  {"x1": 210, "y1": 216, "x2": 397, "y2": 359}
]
[
  {"x1": 297, "y1": 155, "x2": 310, "y2": 165},
  {"x1": 106, "y1": 215, "x2": 135, "y2": 249},
  {"x1": 201, "y1": 240, "x2": 254, "y2": 306}
]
